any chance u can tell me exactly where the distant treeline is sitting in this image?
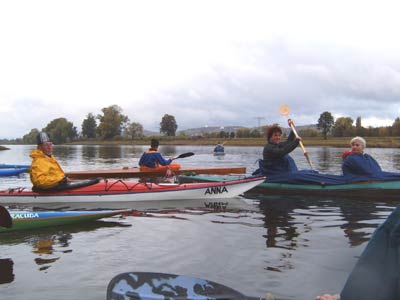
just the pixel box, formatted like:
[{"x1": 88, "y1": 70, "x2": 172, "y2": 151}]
[{"x1": 1, "y1": 107, "x2": 399, "y2": 145}]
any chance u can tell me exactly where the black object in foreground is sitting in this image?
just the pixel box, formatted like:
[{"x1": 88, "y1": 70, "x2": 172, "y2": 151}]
[
  {"x1": 0, "y1": 205, "x2": 12, "y2": 228},
  {"x1": 107, "y1": 272, "x2": 285, "y2": 300}
]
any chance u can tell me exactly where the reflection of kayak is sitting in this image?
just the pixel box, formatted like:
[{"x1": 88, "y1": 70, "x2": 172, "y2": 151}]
[
  {"x1": 0, "y1": 177, "x2": 265, "y2": 209},
  {"x1": 178, "y1": 174, "x2": 400, "y2": 199},
  {"x1": 0, "y1": 164, "x2": 30, "y2": 177},
  {"x1": 66, "y1": 166, "x2": 245, "y2": 179},
  {"x1": 213, "y1": 152, "x2": 225, "y2": 156},
  {"x1": 0, "y1": 208, "x2": 128, "y2": 233}
]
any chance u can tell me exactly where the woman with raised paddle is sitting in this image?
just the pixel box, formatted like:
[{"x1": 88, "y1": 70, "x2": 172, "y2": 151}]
[
  {"x1": 252, "y1": 105, "x2": 345, "y2": 184},
  {"x1": 261, "y1": 120, "x2": 301, "y2": 176}
]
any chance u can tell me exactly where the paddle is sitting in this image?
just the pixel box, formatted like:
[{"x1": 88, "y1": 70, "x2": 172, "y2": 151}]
[
  {"x1": 0, "y1": 205, "x2": 12, "y2": 228},
  {"x1": 107, "y1": 272, "x2": 284, "y2": 300},
  {"x1": 172, "y1": 152, "x2": 195, "y2": 160},
  {"x1": 279, "y1": 104, "x2": 314, "y2": 170}
]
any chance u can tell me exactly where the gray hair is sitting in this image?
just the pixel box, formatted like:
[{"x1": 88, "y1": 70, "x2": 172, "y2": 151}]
[{"x1": 350, "y1": 136, "x2": 366, "y2": 148}]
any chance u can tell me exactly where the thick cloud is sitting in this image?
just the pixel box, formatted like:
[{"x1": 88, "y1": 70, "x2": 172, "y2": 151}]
[{"x1": 1, "y1": 1, "x2": 400, "y2": 138}]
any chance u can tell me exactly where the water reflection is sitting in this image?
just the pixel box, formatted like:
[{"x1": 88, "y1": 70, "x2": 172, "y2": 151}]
[
  {"x1": 98, "y1": 146, "x2": 123, "y2": 161},
  {"x1": 82, "y1": 145, "x2": 97, "y2": 160},
  {"x1": 0, "y1": 220, "x2": 130, "y2": 279},
  {"x1": 259, "y1": 197, "x2": 299, "y2": 250},
  {"x1": 253, "y1": 193, "x2": 397, "y2": 251},
  {"x1": 0, "y1": 258, "x2": 14, "y2": 284}
]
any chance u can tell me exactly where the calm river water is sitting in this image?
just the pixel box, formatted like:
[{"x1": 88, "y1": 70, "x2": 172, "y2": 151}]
[{"x1": 1, "y1": 144, "x2": 400, "y2": 300}]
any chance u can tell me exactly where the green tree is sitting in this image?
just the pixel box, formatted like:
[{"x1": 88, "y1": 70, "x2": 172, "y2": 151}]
[
  {"x1": 125, "y1": 122, "x2": 144, "y2": 140},
  {"x1": 22, "y1": 128, "x2": 40, "y2": 144},
  {"x1": 81, "y1": 113, "x2": 97, "y2": 138},
  {"x1": 97, "y1": 105, "x2": 129, "y2": 140},
  {"x1": 392, "y1": 117, "x2": 400, "y2": 136},
  {"x1": 160, "y1": 114, "x2": 178, "y2": 136},
  {"x1": 43, "y1": 118, "x2": 78, "y2": 144},
  {"x1": 250, "y1": 129, "x2": 262, "y2": 138},
  {"x1": 355, "y1": 116, "x2": 365, "y2": 136},
  {"x1": 317, "y1": 112, "x2": 335, "y2": 139},
  {"x1": 236, "y1": 128, "x2": 251, "y2": 138},
  {"x1": 332, "y1": 117, "x2": 354, "y2": 137}
]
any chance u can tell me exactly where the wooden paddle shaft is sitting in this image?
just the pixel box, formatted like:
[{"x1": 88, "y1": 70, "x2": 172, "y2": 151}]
[{"x1": 289, "y1": 123, "x2": 314, "y2": 169}]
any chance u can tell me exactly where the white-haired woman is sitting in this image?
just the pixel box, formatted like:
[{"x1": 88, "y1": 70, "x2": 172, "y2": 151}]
[{"x1": 342, "y1": 136, "x2": 400, "y2": 181}]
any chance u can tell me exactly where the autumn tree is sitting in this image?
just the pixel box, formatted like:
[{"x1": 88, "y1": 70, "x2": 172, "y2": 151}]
[
  {"x1": 125, "y1": 122, "x2": 144, "y2": 140},
  {"x1": 317, "y1": 112, "x2": 334, "y2": 139},
  {"x1": 392, "y1": 117, "x2": 400, "y2": 136},
  {"x1": 22, "y1": 128, "x2": 40, "y2": 144},
  {"x1": 355, "y1": 116, "x2": 365, "y2": 136},
  {"x1": 160, "y1": 114, "x2": 177, "y2": 136},
  {"x1": 43, "y1": 118, "x2": 78, "y2": 144},
  {"x1": 332, "y1": 117, "x2": 354, "y2": 137},
  {"x1": 81, "y1": 113, "x2": 97, "y2": 138},
  {"x1": 97, "y1": 105, "x2": 129, "y2": 140}
]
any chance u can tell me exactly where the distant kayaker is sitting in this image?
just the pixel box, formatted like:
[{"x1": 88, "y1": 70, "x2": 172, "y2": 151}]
[
  {"x1": 262, "y1": 119, "x2": 301, "y2": 176},
  {"x1": 213, "y1": 142, "x2": 225, "y2": 153},
  {"x1": 29, "y1": 132, "x2": 69, "y2": 190},
  {"x1": 139, "y1": 139, "x2": 180, "y2": 172},
  {"x1": 342, "y1": 136, "x2": 400, "y2": 181}
]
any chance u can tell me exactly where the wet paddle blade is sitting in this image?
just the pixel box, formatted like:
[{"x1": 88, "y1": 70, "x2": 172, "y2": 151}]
[
  {"x1": 175, "y1": 152, "x2": 195, "y2": 159},
  {"x1": 279, "y1": 104, "x2": 290, "y2": 116},
  {"x1": 0, "y1": 205, "x2": 12, "y2": 228},
  {"x1": 107, "y1": 272, "x2": 260, "y2": 300}
]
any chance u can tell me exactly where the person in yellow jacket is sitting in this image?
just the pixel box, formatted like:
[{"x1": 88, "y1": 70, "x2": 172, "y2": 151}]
[{"x1": 29, "y1": 132, "x2": 68, "y2": 190}]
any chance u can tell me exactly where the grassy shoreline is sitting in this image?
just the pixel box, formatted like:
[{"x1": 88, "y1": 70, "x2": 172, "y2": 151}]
[{"x1": 67, "y1": 136, "x2": 400, "y2": 148}]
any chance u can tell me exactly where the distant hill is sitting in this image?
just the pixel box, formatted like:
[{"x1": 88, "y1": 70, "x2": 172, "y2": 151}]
[
  {"x1": 143, "y1": 124, "x2": 319, "y2": 136},
  {"x1": 177, "y1": 126, "x2": 246, "y2": 136}
]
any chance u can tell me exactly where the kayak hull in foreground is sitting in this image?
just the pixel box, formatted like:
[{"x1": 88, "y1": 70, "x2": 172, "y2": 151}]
[
  {"x1": 178, "y1": 174, "x2": 400, "y2": 200},
  {"x1": 0, "y1": 209, "x2": 128, "y2": 233},
  {"x1": 0, "y1": 177, "x2": 265, "y2": 209}
]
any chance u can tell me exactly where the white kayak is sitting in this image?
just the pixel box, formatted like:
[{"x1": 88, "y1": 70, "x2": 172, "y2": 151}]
[{"x1": 0, "y1": 177, "x2": 265, "y2": 210}]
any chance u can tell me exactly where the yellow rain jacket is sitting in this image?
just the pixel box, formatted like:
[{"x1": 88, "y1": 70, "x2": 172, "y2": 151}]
[{"x1": 29, "y1": 149, "x2": 66, "y2": 189}]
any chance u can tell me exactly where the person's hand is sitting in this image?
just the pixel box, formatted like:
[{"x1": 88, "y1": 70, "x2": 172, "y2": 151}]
[
  {"x1": 288, "y1": 118, "x2": 294, "y2": 127},
  {"x1": 315, "y1": 293, "x2": 340, "y2": 300}
]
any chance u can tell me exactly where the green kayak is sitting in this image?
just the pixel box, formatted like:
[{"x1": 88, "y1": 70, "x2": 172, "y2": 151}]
[{"x1": 178, "y1": 174, "x2": 400, "y2": 200}]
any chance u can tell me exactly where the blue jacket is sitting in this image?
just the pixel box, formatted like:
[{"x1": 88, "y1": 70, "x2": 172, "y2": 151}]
[
  {"x1": 138, "y1": 149, "x2": 172, "y2": 168},
  {"x1": 214, "y1": 145, "x2": 224, "y2": 153},
  {"x1": 342, "y1": 153, "x2": 400, "y2": 182}
]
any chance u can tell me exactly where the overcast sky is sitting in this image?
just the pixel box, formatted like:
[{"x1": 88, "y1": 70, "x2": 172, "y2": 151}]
[{"x1": 1, "y1": 0, "x2": 400, "y2": 139}]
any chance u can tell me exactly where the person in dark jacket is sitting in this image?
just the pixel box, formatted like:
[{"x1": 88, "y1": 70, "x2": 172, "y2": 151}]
[
  {"x1": 262, "y1": 119, "x2": 301, "y2": 176},
  {"x1": 342, "y1": 136, "x2": 400, "y2": 182},
  {"x1": 213, "y1": 142, "x2": 225, "y2": 153}
]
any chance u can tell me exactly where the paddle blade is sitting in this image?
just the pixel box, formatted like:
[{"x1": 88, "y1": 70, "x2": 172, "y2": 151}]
[
  {"x1": 0, "y1": 205, "x2": 12, "y2": 228},
  {"x1": 107, "y1": 272, "x2": 248, "y2": 300},
  {"x1": 176, "y1": 152, "x2": 195, "y2": 159},
  {"x1": 279, "y1": 104, "x2": 290, "y2": 116}
]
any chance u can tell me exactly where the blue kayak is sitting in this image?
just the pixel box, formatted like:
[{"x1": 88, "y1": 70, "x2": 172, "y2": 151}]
[{"x1": 0, "y1": 164, "x2": 29, "y2": 177}]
